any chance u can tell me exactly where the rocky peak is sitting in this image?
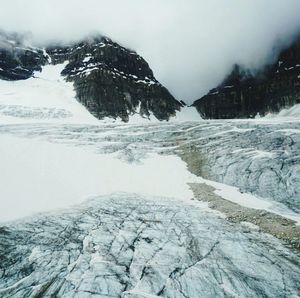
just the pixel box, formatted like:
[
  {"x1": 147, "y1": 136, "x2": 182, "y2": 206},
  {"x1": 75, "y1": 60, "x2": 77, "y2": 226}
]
[
  {"x1": 0, "y1": 31, "x2": 47, "y2": 80},
  {"x1": 193, "y1": 35, "x2": 300, "y2": 119},
  {"x1": 47, "y1": 36, "x2": 182, "y2": 122},
  {"x1": 0, "y1": 31, "x2": 183, "y2": 122},
  {"x1": 49, "y1": 37, "x2": 156, "y2": 80}
]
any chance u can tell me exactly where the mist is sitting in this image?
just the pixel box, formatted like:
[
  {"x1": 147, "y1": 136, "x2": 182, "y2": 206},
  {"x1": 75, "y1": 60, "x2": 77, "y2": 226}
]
[{"x1": 1, "y1": 0, "x2": 300, "y2": 103}]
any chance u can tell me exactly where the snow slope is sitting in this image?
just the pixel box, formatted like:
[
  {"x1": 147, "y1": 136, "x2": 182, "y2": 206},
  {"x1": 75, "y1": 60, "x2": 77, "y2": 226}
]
[
  {"x1": 264, "y1": 103, "x2": 300, "y2": 119},
  {"x1": 0, "y1": 63, "x2": 98, "y2": 124},
  {"x1": 0, "y1": 63, "x2": 200, "y2": 124},
  {"x1": 0, "y1": 135, "x2": 196, "y2": 222},
  {"x1": 170, "y1": 106, "x2": 202, "y2": 122}
]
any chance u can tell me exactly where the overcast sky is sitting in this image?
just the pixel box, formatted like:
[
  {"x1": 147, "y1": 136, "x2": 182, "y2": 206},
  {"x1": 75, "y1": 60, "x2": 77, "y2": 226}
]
[{"x1": 1, "y1": 0, "x2": 300, "y2": 103}]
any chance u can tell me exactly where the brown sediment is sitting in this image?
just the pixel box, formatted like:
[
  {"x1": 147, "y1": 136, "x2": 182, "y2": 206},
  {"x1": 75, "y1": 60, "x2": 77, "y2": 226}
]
[{"x1": 188, "y1": 182, "x2": 300, "y2": 251}]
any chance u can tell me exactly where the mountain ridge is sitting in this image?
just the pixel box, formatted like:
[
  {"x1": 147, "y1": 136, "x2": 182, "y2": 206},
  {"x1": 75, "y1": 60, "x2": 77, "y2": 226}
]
[
  {"x1": 192, "y1": 35, "x2": 300, "y2": 119},
  {"x1": 0, "y1": 31, "x2": 183, "y2": 122}
]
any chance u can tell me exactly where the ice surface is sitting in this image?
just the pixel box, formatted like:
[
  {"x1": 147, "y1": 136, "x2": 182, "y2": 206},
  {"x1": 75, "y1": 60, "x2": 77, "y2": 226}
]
[
  {"x1": 1, "y1": 193, "x2": 300, "y2": 297},
  {"x1": 0, "y1": 119, "x2": 299, "y2": 224},
  {"x1": 0, "y1": 59, "x2": 300, "y2": 297}
]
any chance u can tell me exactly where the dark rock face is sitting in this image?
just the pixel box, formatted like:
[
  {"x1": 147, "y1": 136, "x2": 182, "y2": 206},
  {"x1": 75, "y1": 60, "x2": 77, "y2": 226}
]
[
  {"x1": 193, "y1": 36, "x2": 300, "y2": 119},
  {"x1": 0, "y1": 30, "x2": 182, "y2": 122},
  {"x1": 47, "y1": 37, "x2": 182, "y2": 121},
  {"x1": 0, "y1": 32, "x2": 182, "y2": 121},
  {"x1": 0, "y1": 31, "x2": 47, "y2": 80}
]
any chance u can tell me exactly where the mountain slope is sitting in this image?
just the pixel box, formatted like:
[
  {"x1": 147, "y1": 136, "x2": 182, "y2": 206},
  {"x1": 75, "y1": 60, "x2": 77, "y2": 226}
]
[
  {"x1": 0, "y1": 31, "x2": 183, "y2": 122},
  {"x1": 47, "y1": 36, "x2": 183, "y2": 122},
  {"x1": 0, "y1": 31, "x2": 47, "y2": 80},
  {"x1": 193, "y1": 36, "x2": 300, "y2": 119},
  {"x1": 0, "y1": 62, "x2": 98, "y2": 124}
]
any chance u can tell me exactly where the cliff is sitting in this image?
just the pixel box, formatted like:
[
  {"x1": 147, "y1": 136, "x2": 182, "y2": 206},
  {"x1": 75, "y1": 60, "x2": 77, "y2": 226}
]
[{"x1": 0, "y1": 31, "x2": 47, "y2": 80}]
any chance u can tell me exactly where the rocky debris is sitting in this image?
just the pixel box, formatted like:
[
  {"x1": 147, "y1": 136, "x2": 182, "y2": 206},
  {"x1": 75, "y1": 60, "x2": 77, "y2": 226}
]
[
  {"x1": 189, "y1": 183, "x2": 300, "y2": 250},
  {"x1": 178, "y1": 121, "x2": 300, "y2": 213},
  {"x1": 1, "y1": 193, "x2": 300, "y2": 297},
  {"x1": 193, "y1": 35, "x2": 300, "y2": 119}
]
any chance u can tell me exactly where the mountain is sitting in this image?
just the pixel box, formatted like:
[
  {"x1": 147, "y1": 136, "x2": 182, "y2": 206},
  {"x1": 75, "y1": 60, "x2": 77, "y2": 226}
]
[
  {"x1": 192, "y1": 36, "x2": 300, "y2": 119},
  {"x1": 0, "y1": 31, "x2": 183, "y2": 122},
  {"x1": 0, "y1": 31, "x2": 47, "y2": 80}
]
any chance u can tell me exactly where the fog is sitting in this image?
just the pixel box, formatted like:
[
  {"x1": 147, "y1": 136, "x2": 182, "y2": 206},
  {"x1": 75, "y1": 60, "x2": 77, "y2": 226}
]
[{"x1": 1, "y1": 0, "x2": 300, "y2": 103}]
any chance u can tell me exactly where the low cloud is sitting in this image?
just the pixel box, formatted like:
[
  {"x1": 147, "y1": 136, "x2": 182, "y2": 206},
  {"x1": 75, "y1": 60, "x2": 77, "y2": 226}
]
[{"x1": 1, "y1": 0, "x2": 300, "y2": 103}]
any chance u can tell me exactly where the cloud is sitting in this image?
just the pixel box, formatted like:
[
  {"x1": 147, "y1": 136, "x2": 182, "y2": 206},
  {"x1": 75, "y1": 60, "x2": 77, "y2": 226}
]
[{"x1": 1, "y1": 0, "x2": 300, "y2": 103}]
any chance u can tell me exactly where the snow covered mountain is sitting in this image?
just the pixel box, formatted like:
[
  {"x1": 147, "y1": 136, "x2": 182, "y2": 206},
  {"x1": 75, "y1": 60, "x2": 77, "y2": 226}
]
[
  {"x1": 193, "y1": 35, "x2": 300, "y2": 119},
  {"x1": 0, "y1": 31, "x2": 185, "y2": 122}
]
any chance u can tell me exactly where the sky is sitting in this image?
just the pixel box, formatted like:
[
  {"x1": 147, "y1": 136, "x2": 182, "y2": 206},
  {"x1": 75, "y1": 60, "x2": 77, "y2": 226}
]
[{"x1": 1, "y1": 0, "x2": 300, "y2": 103}]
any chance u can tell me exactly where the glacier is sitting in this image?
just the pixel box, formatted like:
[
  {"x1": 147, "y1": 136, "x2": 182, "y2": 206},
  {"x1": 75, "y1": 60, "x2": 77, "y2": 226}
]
[
  {"x1": 0, "y1": 63, "x2": 300, "y2": 297},
  {"x1": 1, "y1": 193, "x2": 300, "y2": 297}
]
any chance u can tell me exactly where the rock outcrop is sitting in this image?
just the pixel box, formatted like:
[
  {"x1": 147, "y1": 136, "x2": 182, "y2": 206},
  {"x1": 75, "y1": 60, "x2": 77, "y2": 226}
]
[
  {"x1": 193, "y1": 36, "x2": 300, "y2": 119},
  {"x1": 0, "y1": 31, "x2": 47, "y2": 80},
  {"x1": 0, "y1": 31, "x2": 182, "y2": 121},
  {"x1": 47, "y1": 37, "x2": 182, "y2": 121}
]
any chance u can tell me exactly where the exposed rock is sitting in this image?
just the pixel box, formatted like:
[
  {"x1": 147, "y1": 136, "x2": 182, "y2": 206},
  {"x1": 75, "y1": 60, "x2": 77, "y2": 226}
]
[
  {"x1": 177, "y1": 121, "x2": 300, "y2": 213},
  {"x1": 0, "y1": 31, "x2": 47, "y2": 80},
  {"x1": 189, "y1": 183, "x2": 300, "y2": 250},
  {"x1": 193, "y1": 36, "x2": 300, "y2": 119},
  {"x1": 47, "y1": 36, "x2": 182, "y2": 122},
  {"x1": 0, "y1": 30, "x2": 182, "y2": 122}
]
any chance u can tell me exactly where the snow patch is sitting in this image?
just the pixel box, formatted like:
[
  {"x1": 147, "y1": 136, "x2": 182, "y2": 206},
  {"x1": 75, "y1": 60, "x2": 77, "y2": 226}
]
[
  {"x1": 83, "y1": 56, "x2": 92, "y2": 63},
  {"x1": 194, "y1": 177, "x2": 300, "y2": 225},
  {"x1": 0, "y1": 63, "x2": 98, "y2": 124},
  {"x1": 170, "y1": 107, "x2": 202, "y2": 122},
  {"x1": 0, "y1": 135, "x2": 196, "y2": 222},
  {"x1": 264, "y1": 104, "x2": 300, "y2": 119}
]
